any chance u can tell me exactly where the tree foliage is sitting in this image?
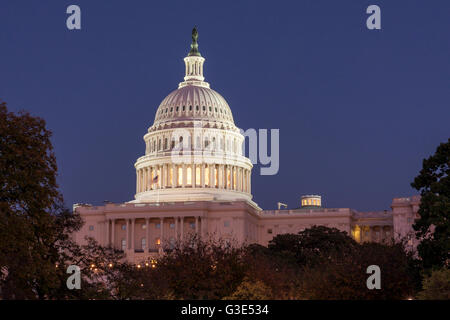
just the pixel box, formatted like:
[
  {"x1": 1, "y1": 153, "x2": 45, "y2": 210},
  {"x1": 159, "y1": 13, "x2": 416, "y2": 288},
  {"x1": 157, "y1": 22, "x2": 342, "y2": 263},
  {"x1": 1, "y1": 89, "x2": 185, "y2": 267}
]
[
  {"x1": 0, "y1": 101, "x2": 82, "y2": 299},
  {"x1": 411, "y1": 138, "x2": 450, "y2": 268},
  {"x1": 417, "y1": 268, "x2": 450, "y2": 300}
]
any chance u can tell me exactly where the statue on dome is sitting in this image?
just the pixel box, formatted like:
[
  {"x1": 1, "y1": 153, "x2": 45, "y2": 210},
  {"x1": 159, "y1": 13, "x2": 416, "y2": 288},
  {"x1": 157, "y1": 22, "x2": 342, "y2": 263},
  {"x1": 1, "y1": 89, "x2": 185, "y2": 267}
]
[{"x1": 188, "y1": 26, "x2": 201, "y2": 57}]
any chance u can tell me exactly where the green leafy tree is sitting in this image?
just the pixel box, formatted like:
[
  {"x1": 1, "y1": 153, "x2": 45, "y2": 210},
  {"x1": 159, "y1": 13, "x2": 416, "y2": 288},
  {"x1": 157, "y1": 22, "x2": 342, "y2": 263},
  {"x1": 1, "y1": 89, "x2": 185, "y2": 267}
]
[
  {"x1": 417, "y1": 268, "x2": 450, "y2": 300},
  {"x1": 411, "y1": 138, "x2": 450, "y2": 268}
]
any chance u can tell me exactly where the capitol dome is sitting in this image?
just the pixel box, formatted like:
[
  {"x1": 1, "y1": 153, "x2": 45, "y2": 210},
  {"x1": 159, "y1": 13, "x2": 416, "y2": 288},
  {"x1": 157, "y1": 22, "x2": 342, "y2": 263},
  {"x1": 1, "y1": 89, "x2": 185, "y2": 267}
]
[
  {"x1": 133, "y1": 28, "x2": 254, "y2": 204},
  {"x1": 153, "y1": 85, "x2": 235, "y2": 127}
]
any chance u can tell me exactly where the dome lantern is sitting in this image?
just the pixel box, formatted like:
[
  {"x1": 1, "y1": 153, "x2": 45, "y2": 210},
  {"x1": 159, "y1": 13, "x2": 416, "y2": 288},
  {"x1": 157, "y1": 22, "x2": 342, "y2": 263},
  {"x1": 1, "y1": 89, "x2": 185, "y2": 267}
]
[{"x1": 179, "y1": 27, "x2": 209, "y2": 89}]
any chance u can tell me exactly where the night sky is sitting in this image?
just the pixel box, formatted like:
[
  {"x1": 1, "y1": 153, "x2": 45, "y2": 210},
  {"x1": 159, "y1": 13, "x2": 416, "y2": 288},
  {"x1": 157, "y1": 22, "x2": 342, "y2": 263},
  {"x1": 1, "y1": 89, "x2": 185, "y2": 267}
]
[{"x1": 1, "y1": 1, "x2": 449, "y2": 211}]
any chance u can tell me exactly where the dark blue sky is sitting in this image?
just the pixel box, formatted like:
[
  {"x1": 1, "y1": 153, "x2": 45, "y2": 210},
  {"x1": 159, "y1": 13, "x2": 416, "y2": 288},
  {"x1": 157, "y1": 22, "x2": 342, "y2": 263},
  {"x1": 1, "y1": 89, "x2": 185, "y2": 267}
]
[{"x1": 1, "y1": 1, "x2": 449, "y2": 211}]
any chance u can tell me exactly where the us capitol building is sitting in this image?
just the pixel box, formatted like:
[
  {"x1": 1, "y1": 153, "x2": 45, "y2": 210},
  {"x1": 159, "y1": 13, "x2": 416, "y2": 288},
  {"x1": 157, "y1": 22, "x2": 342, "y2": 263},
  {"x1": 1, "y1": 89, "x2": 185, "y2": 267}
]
[{"x1": 73, "y1": 28, "x2": 420, "y2": 263}]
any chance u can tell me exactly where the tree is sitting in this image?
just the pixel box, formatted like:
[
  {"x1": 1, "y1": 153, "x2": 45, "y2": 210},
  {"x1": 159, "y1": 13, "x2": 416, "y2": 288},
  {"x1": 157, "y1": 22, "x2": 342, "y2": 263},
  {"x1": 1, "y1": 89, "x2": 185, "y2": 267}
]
[
  {"x1": 268, "y1": 226, "x2": 358, "y2": 266},
  {"x1": 153, "y1": 235, "x2": 246, "y2": 299},
  {"x1": 299, "y1": 242, "x2": 416, "y2": 299},
  {"x1": 417, "y1": 268, "x2": 450, "y2": 300},
  {"x1": 224, "y1": 277, "x2": 272, "y2": 300},
  {"x1": 0, "y1": 101, "x2": 82, "y2": 299},
  {"x1": 242, "y1": 244, "x2": 301, "y2": 299},
  {"x1": 411, "y1": 138, "x2": 450, "y2": 268}
]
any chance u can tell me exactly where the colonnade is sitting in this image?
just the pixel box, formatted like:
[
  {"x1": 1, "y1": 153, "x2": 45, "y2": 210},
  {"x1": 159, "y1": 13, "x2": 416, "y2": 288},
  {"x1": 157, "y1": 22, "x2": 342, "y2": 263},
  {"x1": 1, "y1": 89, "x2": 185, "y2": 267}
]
[
  {"x1": 105, "y1": 216, "x2": 204, "y2": 252},
  {"x1": 136, "y1": 163, "x2": 251, "y2": 194},
  {"x1": 352, "y1": 225, "x2": 392, "y2": 243}
]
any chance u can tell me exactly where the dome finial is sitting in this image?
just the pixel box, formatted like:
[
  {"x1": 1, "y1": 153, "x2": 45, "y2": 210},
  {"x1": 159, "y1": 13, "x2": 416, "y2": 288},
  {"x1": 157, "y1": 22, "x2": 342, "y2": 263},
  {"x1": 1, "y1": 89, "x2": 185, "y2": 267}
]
[{"x1": 188, "y1": 26, "x2": 201, "y2": 57}]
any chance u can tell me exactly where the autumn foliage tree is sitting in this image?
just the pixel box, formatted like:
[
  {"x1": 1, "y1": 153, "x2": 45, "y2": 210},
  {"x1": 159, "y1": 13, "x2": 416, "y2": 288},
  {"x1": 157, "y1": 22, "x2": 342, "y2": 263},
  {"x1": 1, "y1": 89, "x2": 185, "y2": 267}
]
[{"x1": 0, "y1": 101, "x2": 81, "y2": 298}]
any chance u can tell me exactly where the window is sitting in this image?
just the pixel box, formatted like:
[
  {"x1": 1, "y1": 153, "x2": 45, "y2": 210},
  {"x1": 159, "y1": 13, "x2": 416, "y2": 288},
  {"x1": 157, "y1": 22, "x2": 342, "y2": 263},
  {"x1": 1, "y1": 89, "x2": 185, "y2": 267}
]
[
  {"x1": 209, "y1": 106, "x2": 212, "y2": 112},
  {"x1": 190, "y1": 222, "x2": 195, "y2": 229},
  {"x1": 121, "y1": 239, "x2": 126, "y2": 251},
  {"x1": 176, "y1": 106, "x2": 179, "y2": 112},
  {"x1": 189, "y1": 105, "x2": 192, "y2": 111},
  {"x1": 170, "y1": 107, "x2": 173, "y2": 112},
  {"x1": 196, "y1": 105, "x2": 199, "y2": 111},
  {"x1": 187, "y1": 166, "x2": 192, "y2": 185},
  {"x1": 176, "y1": 166, "x2": 181, "y2": 186},
  {"x1": 169, "y1": 237, "x2": 176, "y2": 249},
  {"x1": 224, "y1": 221, "x2": 230, "y2": 227},
  {"x1": 267, "y1": 228, "x2": 273, "y2": 234},
  {"x1": 141, "y1": 238, "x2": 146, "y2": 250},
  {"x1": 142, "y1": 224, "x2": 146, "y2": 229},
  {"x1": 205, "y1": 167, "x2": 210, "y2": 186},
  {"x1": 202, "y1": 106, "x2": 206, "y2": 111},
  {"x1": 182, "y1": 106, "x2": 185, "y2": 111},
  {"x1": 196, "y1": 166, "x2": 201, "y2": 186},
  {"x1": 155, "y1": 223, "x2": 161, "y2": 229},
  {"x1": 155, "y1": 238, "x2": 161, "y2": 245},
  {"x1": 88, "y1": 225, "x2": 94, "y2": 231},
  {"x1": 170, "y1": 223, "x2": 175, "y2": 229},
  {"x1": 121, "y1": 225, "x2": 126, "y2": 230}
]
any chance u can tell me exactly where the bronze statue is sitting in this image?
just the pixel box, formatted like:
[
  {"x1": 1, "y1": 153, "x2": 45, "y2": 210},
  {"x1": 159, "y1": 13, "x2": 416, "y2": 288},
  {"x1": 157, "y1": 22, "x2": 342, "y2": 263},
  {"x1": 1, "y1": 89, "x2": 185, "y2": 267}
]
[{"x1": 189, "y1": 26, "x2": 201, "y2": 57}]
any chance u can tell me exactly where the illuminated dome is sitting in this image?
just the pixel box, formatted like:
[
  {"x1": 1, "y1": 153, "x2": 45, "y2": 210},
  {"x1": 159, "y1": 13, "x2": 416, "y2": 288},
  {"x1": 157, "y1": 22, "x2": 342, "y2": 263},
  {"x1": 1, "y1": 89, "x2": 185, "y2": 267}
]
[
  {"x1": 133, "y1": 28, "x2": 254, "y2": 204},
  {"x1": 153, "y1": 86, "x2": 235, "y2": 127}
]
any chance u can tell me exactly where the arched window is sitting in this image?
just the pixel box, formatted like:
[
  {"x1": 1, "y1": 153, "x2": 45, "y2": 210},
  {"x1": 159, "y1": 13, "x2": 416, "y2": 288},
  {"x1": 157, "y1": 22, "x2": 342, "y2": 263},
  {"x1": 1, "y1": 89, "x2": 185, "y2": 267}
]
[{"x1": 169, "y1": 237, "x2": 176, "y2": 249}]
